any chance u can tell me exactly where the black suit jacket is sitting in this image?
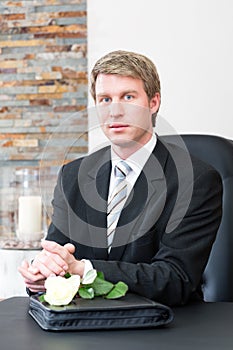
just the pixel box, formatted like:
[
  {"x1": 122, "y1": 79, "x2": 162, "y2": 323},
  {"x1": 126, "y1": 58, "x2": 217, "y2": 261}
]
[{"x1": 47, "y1": 137, "x2": 223, "y2": 305}]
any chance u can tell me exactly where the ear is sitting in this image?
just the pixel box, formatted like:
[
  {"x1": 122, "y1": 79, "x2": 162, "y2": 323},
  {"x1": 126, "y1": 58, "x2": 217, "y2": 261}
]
[{"x1": 149, "y1": 93, "x2": 161, "y2": 114}]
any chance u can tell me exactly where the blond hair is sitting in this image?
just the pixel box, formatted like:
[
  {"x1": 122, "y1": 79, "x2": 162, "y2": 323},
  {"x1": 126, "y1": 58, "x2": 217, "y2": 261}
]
[{"x1": 90, "y1": 50, "x2": 161, "y2": 125}]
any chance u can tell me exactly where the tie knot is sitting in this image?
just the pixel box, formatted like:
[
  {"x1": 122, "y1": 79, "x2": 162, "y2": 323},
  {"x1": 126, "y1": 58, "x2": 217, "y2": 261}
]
[{"x1": 114, "y1": 161, "x2": 131, "y2": 179}]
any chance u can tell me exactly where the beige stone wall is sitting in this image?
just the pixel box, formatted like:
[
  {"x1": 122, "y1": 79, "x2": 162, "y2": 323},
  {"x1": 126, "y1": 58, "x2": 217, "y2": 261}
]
[{"x1": 0, "y1": 1, "x2": 87, "y2": 237}]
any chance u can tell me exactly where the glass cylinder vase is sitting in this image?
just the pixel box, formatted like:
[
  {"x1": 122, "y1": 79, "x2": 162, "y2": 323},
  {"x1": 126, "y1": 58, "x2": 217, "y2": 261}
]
[{"x1": 15, "y1": 168, "x2": 45, "y2": 242}]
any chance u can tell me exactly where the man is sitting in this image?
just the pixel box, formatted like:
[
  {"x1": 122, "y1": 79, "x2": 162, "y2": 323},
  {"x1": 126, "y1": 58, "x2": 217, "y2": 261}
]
[{"x1": 18, "y1": 50, "x2": 222, "y2": 306}]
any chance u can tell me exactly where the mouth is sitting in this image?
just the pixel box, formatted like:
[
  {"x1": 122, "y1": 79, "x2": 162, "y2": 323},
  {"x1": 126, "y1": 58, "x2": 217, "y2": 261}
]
[{"x1": 108, "y1": 123, "x2": 129, "y2": 129}]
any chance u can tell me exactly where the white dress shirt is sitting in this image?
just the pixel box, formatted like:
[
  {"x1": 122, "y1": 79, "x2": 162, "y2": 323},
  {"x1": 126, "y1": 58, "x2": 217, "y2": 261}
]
[{"x1": 109, "y1": 133, "x2": 157, "y2": 201}]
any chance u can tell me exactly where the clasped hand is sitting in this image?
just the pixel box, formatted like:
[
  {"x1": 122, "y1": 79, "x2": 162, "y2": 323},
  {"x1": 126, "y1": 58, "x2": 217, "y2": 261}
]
[{"x1": 18, "y1": 240, "x2": 85, "y2": 293}]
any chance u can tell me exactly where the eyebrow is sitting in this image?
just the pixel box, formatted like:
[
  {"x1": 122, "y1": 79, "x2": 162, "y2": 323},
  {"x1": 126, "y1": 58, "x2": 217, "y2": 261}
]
[{"x1": 96, "y1": 90, "x2": 139, "y2": 98}]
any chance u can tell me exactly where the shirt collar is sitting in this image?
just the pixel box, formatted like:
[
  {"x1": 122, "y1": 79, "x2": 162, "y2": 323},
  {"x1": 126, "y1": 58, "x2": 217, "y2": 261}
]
[{"x1": 111, "y1": 133, "x2": 157, "y2": 176}]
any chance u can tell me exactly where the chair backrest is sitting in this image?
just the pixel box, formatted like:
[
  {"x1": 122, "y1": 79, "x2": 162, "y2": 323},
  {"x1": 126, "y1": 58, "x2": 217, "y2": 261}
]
[{"x1": 162, "y1": 134, "x2": 233, "y2": 301}]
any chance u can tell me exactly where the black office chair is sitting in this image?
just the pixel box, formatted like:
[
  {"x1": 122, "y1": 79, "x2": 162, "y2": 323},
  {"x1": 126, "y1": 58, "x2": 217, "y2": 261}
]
[{"x1": 162, "y1": 134, "x2": 233, "y2": 302}]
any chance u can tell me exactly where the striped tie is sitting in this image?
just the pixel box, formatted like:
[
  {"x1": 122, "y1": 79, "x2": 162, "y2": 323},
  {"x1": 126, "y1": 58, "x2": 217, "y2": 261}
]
[{"x1": 107, "y1": 161, "x2": 132, "y2": 250}]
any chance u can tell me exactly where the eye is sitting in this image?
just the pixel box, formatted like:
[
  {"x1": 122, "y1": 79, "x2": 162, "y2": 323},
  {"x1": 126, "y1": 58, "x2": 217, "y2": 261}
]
[
  {"x1": 124, "y1": 95, "x2": 133, "y2": 101},
  {"x1": 102, "y1": 97, "x2": 111, "y2": 104},
  {"x1": 97, "y1": 97, "x2": 111, "y2": 104}
]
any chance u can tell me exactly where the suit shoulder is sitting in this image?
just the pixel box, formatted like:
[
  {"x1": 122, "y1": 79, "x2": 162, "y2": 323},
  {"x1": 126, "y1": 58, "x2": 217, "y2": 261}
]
[{"x1": 61, "y1": 145, "x2": 110, "y2": 174}]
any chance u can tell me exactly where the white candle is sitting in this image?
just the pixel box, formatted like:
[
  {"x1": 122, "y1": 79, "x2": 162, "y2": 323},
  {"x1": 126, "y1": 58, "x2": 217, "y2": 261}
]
[{"x1": 17, "y1": 195, "x2": 42, "y2": 241}]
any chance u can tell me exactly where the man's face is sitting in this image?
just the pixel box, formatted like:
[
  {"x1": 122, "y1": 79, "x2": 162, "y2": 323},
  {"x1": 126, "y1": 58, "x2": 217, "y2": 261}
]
[{"x1": 95, "y1": 74, "x2": 160, "y2": 155}]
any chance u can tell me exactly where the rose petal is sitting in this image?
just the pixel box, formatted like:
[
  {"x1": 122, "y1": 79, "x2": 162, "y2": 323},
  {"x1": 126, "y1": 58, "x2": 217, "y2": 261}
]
[
  {"x1": 81, "y1": 269, "x2": 97, "y2": 285},
  {"x1": 44, "y1": 275, "x2": 80, "y2": 306}
]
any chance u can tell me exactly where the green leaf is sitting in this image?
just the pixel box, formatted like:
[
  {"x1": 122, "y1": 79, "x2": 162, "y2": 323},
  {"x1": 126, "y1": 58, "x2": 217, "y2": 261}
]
[
  {"x1": 92, "y1": 276, "x2": 114, "y2": 296},
  {"x1": 39, "y1": 294, "x2": 45, "y2": 303},
  {"x1": 64, "y1": 272, "x2": 71, "y2": 279},
  {"x1": 78, "y1": 287, "x2": 95, "y2": 299},
  {"x1": 97, "y1": 271, "x2": 105, "y2": 280},
  {"x1": 105, "y1": 281, "x2": 128, "y2": 299}
]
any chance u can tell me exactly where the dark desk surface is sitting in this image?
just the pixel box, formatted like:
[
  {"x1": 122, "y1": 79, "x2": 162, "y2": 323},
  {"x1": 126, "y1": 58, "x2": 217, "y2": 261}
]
[{"x1": 0, "y1": 297, "x2": 233, "y2": 350}]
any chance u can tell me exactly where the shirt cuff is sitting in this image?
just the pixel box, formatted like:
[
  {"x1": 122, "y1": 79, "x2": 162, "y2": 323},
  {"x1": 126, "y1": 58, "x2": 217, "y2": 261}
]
[{"x1": 81, "y1": 259, "x2": 94, "y2": 277}]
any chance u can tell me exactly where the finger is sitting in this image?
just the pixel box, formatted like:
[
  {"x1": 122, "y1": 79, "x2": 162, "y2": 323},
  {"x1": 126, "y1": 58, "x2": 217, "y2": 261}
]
[
  {"x1": 21, "y1": 259, "x2": 29, "y2": 269},
  {"x1": 64, "y1": 243, "x2": 75, "y2": 254},
  {"x1": 28, "y1": 265, "x2": 40, "y2": 274},
  {"x1": 43, "y1": 250, "x2": 68, "y2": 270},
  {"x1": 18, "y1": 265, "x2": 45, "y2": 282},
  {"x1": 34, "y1": 254, "x2": 67, "y2": 277},
  {"x1": 41, "y1": 240, "x2": 72, "y2": 261},
  {"x1": 32, "y1": 249, "x2": 68, "y2": 276},
  {"x1": 41, "y1": 240, "x2": 64, "y2": 254},
  {"x1": 25, "y1": 282, "x2": 46, "y2": 293},
  {"x1": 19, "y1": 260, "x2": 44, "y2": 279},
  {"x1": 69, "y1": 259, "x2": 85, "y2": 277},
  {"x1": 21, "y1": 259, "x2": 40, "y2": 274},
  {"x1": 24, "y1": 277, "x2": 45, "y2": 285},
  {"x1": 25, "y1": 258, "x2": 40, "y2": 274}
]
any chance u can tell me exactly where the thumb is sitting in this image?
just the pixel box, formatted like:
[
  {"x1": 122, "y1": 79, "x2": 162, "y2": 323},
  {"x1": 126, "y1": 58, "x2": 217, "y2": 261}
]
[
  {"x1": 21, "y1": 259, "x2": 30, "y2": 268},
  {"x1": 64, "y1": 243, "x2": 76, "y2": 254}
]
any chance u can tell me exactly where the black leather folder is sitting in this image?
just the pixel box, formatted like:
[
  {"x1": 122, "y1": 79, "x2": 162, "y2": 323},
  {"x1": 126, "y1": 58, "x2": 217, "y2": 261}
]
[{"x1": 29, "y1": 293, "x2": 174, "y2": 331}]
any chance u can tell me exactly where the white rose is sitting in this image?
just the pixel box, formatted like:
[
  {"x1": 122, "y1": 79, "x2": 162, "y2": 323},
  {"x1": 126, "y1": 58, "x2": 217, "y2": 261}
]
[{"x1": 44, "y1": 275, "x2": 80, "y2": 306}]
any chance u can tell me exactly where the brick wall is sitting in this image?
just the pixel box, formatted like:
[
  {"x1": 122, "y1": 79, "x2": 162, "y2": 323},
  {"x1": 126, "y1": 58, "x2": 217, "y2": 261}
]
[{"x1": 0, "y1": 0, "x2": 87, "y2": 238}]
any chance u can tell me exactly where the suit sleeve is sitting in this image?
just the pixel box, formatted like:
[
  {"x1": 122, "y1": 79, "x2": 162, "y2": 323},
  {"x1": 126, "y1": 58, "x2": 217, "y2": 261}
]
[
  {"x1": 46, "y1": 166, "x2": 71, "y2": 245},
  {"x1": 91, "y1": 168, "x2": 223, "y2": 306}
]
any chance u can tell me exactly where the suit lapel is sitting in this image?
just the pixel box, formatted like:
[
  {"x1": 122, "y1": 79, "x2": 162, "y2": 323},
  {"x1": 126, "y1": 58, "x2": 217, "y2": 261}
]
[{"x1": 81, "y1": 147, "x2": 111, "y2": 259}]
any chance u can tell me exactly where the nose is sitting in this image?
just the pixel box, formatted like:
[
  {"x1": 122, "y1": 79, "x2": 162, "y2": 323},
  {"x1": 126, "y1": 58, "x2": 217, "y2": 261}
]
[{"x1": 109, "y1": 102, "x2": 125, "y2": 118}]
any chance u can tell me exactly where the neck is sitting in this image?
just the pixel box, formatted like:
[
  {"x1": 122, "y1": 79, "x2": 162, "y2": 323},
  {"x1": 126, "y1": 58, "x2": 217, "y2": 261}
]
[{"x1": 112, "y1": 133, "x2": 153, "y2": 160}]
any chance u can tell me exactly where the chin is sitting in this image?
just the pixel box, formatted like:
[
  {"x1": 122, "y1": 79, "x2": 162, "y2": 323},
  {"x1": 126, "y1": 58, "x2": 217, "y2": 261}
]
[{"x1": 110, "y1": 138, "x2": 137, "y2": 149}]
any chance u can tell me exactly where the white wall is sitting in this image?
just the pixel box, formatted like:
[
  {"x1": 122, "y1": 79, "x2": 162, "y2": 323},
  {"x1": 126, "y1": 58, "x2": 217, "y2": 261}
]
[{"x1": 87, "y1": 0, "x2": 233, "y2": 149}]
